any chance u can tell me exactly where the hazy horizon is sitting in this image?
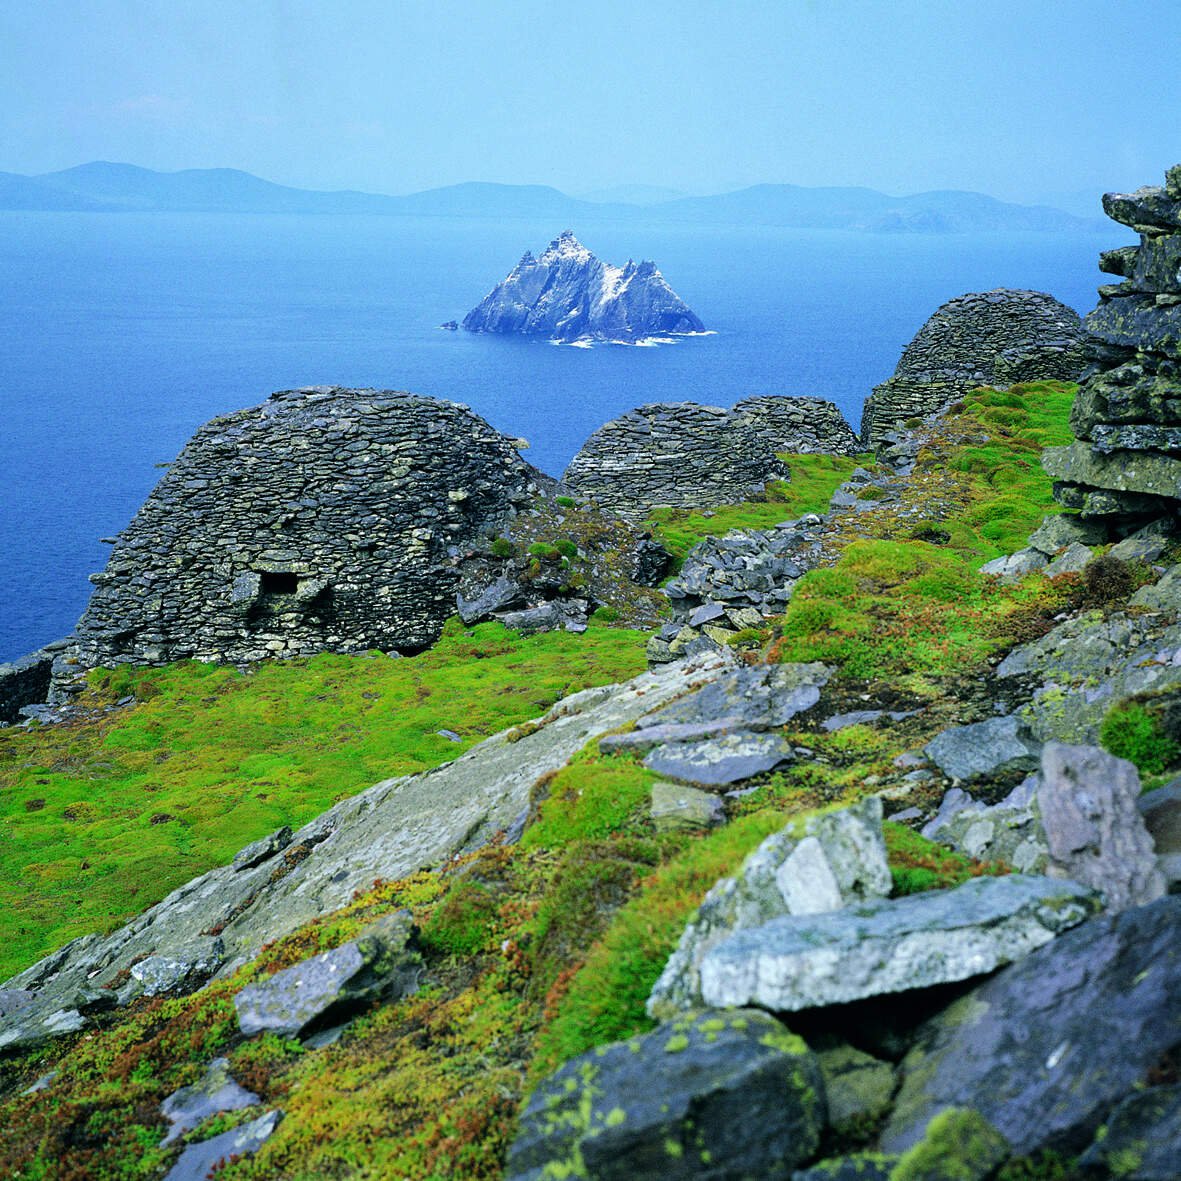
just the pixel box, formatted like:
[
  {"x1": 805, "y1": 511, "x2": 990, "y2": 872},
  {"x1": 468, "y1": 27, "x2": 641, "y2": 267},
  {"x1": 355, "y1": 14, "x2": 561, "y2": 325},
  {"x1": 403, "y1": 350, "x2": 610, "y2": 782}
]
[{"x1": 3, "y1": 1, "x2": 1179, "y2": 217}]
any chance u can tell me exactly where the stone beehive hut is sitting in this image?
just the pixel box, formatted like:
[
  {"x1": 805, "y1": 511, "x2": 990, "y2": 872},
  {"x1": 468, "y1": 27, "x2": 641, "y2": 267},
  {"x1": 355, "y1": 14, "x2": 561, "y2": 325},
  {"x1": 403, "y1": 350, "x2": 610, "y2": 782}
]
[
  {"x1": 860, "y1": 289, "x2": 1087, "y2": 446},
  {"x1": 561, "y1": 402, "x2": 790, "y2": 521},
  {"x1": 66, "y1": 387, "x2": 539, "y2": 672},
  {"x1": 731, "y1": 395, "x2": 859, "y2": 456},
  {"x1": 1044, "y1": 166, "x2": 1181, "y2": 527}
]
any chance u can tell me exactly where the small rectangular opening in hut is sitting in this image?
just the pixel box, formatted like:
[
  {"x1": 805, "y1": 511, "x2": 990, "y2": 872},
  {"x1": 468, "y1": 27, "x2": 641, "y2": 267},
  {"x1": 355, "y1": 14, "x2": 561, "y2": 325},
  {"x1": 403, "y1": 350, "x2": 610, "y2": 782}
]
[{"x1": 260, "y1": 571, "x2": 299, "y2": 595}]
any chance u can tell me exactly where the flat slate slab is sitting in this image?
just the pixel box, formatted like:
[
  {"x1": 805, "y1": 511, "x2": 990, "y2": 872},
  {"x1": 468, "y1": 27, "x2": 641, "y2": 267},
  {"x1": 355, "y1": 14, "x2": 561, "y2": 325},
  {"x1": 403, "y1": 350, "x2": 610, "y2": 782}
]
[
  {"x1": 160, "y1": 1057, "x2": 260, "y2": 1145},
  {"x1": 164, "y1": 1109, "x2": 282, "y2": 1181},
  {"x1": 699, "y1": 874, "x2": 1099, "y2": 1012},
  {"x1": 924, "y1": 715, "x2": 1040, "y2": 781},
  {"x1": 643, "y1": 730, "x2": 795, "y2": 787},
  {"x1": 881, "y1": 895, "x2": 1181, "y2": 1159}
]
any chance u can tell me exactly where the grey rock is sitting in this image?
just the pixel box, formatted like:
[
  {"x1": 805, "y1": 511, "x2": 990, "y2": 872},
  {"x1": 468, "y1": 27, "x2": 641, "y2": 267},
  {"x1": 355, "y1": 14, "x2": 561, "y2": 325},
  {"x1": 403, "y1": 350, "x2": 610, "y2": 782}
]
[
  {"x1": 882, "y1": 895, "x2": 1181, "y2": 1158},
  {"x1": 733, "y1": 394, "x2": 859, "y2": 456},
  {"x1": 979, "y1": 548, "x2": 1048, "y2": 580},
  {"x1": 1044, "y1": 541, "x2": 1093, "y2": 576},
  {"x1": 506, "y1": 1009, "x2": 825, "y2": 1181},
  {"x1": 233, "y1": 826, "x2": 293, "y2": 872},
  {"x1": 0, "y1": 1006, "x2": 85, "y2": 1053},
  {"x1": 1129, "y1": 562, "x2": 1181, "y2": 613},
  {"x1": 793, "y1": 1157, "x2": 898, "y2": 1181},
  {"x1": 688, "y1": 602, "x2": 727, "y2": 627},
  {"x1": 456, "y1": 575, "x2": 525, "y2": 624},
  {"x1": 1039, "y1": 742, "x2": 1166, "y2": 912},
  {"x1": 0, "y1": 647, "x2": 55, "y2": 725},
  {"x1": 1077, "y1": 1084, "x2": 1181, "y2": 1179},
  {"x1": 1027, "y1": 513, "x2": 1107, "y2": 555},
  {"x1": 1109, "y1": 533, "x2": 1169, "y2": 562},
  {"x1": 922, "y1": 778, "x2": 1047, "y2": 872},
  {"x1": 638, "y1": 662, "x2": 831, "y2": 732},
  {"x1": 0, "y1": 988, "x2": 35, "y2": 1018},
  {"x1": 160, "y1": 1057, "x2": 260, "y2": 1145},
  {"x1": 1044, "y1": 441, "x2": 1181, "y2": 502},
  {"x1": 2, "y1": 653, "x2": 736, "y2": 1042},
  {"x1": 21, "y1": 1071, "x2": 57, "y2": 1095},
  {"x1": 463, "y1": 231, "x2": 704, "y2": 343},
  {"x1": 647, "y1": 799, "x2": 891, "y2": 1019},
  {"x1": 163, "y1": 1109, "x2": 282, "y2": 1181},
  {"x1": 1139, "y1": 778, "x2": 1181, "y2": 890},
  {"x1": 649, "y1": 782, "x2": 726, "y2": 833},
  {"x1": 923, "y1": 715, "x2": 1041, "y2": 782},
  {"x1": 130, "y1": 939, "x2": 225, "y2": 997},
  {"x1": 643, "y1": 731, "x2": 796, "y2": 787},
  {"x1": 699, "y1": 875, "x2": 1099, "y2": 1012},
  {"x1": 495, "y1": 601, "x2": 578, "y2": 635},
  {"x1": 598, "y1": 719, "x2": 740, "y2": 754},
  {"x1": 234, "y1": 911, "x2": 420, "y2": 1038}
]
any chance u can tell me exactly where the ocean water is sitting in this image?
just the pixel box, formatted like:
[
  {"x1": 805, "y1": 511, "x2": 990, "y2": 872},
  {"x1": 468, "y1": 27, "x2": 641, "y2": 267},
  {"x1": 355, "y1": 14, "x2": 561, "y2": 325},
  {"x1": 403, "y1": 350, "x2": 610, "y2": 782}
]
[{"x1": 0, "y1": 211, "x2": 1127, "y2": 661}]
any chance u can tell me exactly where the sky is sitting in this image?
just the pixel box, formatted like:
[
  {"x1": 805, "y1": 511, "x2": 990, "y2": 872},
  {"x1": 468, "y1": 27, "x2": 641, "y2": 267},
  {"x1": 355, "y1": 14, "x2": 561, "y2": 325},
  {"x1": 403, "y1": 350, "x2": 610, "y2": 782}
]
[{"x1": 2, "y1": 0, "x2": 1179, "y2": 211}]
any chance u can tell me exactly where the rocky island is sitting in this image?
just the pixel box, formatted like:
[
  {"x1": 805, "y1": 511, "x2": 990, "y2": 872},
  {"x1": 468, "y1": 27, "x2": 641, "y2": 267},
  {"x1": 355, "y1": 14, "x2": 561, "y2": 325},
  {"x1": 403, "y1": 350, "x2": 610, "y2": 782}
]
[{"x1": 461, "y1": 230, "x2": 706, "y2": 343}]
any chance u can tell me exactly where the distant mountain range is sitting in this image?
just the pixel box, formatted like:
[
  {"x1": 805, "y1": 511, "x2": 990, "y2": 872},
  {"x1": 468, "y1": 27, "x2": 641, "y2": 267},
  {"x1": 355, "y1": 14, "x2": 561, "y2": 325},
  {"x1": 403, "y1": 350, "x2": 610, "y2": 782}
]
[{"x1": 0, "y1": 162, "x2": 1105, "y2": 233}]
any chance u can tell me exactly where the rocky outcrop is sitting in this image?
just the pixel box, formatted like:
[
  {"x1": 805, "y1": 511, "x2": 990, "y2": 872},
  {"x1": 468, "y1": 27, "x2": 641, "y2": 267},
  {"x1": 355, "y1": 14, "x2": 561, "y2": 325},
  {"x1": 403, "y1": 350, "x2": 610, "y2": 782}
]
[
  {"x1": 860, "y1": 289, "x2": 1087, "y2": 446},
  {"x1": 462, "y1": 230, "x2": 705, "y2": 342},
  {"x1": 0, "y1": 650, "x2": 734, "y2": 1046},
  {"x1": 732, "y1": 395, "x2": 859, "y2": 456},
  {"x1": 0, "y1": 645, "x2": 57, "y2": 724},
  {"x1": 562, "y1": 402, "x2": 790, "y2": 520},
  {"x1": 882, "y1": 895, "x2": 1181, "y2": 1158},
  {"x1": 1044, "y1": 165, "x2": 1181, "y2": 530},
  {"x1": 507, "y1": 1009, "x2": 825, "y2": 1181},
  {"x1": 54, "y1": 387, "x2": 540, "y2": 693}
]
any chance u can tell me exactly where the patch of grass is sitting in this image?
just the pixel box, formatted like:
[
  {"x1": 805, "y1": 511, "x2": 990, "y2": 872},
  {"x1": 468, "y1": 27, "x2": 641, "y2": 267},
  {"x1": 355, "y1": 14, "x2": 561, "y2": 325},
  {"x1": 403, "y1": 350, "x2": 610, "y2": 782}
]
[
  {"x1": 0, "y1": 619, "x2": 646, "y2": 980},
  {"x1": 648, "y1": 452, "x2": 867, "y2": 566},
  {"x1": 771, "y1": 383, "x2": 1079, "y2": 679},
  {"x1": 884, "y1": 822, "x2": 1009, "y2": 895}
]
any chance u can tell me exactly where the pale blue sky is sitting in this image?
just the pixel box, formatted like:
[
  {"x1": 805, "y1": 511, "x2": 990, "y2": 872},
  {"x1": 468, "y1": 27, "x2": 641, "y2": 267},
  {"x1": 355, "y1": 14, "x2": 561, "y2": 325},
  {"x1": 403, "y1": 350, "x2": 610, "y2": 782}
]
[{"x1": 2, "y1": 0, "x2": 1177, "y2": 207}]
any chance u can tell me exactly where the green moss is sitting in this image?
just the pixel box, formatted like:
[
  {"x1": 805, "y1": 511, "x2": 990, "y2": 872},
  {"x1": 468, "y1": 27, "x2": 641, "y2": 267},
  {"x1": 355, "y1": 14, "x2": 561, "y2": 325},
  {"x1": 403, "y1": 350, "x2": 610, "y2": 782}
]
[
  {"x1": 419, "y1": 879, "x2": 501, "y2": 956},
  {"x1": 884, "y1": 823, "x2": 1008, "y2": 895},
  {"x1": 0, "y1": 619, "x2": 645, "y2": 980},
  {"x1": 489, "y1": 536, "x2": 516, "y2": 558},
  {"x1": 890, "y1": 1107, "x2": 1009, "y2": 1180},
  {"x1": 1100, "y1": 700, "x2": 1181, "y2": 776}
]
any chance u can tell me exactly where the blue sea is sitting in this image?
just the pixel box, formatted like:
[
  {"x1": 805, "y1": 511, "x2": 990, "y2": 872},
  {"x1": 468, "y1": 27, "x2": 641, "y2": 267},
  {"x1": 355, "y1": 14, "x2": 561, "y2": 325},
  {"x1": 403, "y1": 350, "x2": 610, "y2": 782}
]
[{"x1": 0, "y1": 211, "x2": 1130, "y2": 661}]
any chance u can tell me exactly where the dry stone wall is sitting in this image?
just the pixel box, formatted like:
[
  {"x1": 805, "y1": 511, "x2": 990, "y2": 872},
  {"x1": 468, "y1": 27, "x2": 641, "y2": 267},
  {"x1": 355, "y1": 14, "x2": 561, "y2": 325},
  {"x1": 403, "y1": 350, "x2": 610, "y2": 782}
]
[
  {"x1": 1044, "y1": 165, "x2": 1181, "y2": 528},
  {"x1": 60, "y1": 387, "x2": 539, "y2": 682},
  {"x1": 731, "y1": 395, "x2": 859, "y2": 455},
  {"x1": 0, "y1": 647, "x2": 55, "y2": 725},
  {"x1": 860, "y1": 289, "x2": 1087, "y2": 446}
]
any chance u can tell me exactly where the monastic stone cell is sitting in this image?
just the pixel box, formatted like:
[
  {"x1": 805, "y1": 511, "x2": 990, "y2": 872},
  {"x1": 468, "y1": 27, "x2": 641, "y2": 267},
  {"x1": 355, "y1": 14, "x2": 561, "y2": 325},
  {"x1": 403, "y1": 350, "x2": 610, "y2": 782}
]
[
  {"x1": 64, "y1": 387, "x2": 539, "y2": 675},
  {"x1": 860, "y1": 289, "x2": 1087, "y2": 446},
  {"x1": 561, "y1": 402, "x2": 791, "y2": 521},
  {"x1": 1044, "y1": 165, "x2": 1181, "y2": 527},
  {"x1": 731, "y1": 395, "x2": 859, "y2": 456}
]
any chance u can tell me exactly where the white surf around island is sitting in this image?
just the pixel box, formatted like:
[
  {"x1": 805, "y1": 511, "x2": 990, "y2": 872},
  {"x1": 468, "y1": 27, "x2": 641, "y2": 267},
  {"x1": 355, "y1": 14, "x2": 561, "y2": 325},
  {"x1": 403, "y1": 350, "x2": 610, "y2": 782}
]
[{"x1": 547, "y1": 330, "x2": 719, "y2": 349}]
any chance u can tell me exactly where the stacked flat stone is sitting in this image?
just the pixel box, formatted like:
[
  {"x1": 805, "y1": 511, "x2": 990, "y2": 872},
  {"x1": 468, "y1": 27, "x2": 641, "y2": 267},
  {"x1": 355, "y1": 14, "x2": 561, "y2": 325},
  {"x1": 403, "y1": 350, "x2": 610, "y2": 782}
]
[
  {"x1": 562, "y1": 402, "x2": 791, "y2": 521},
  {"x1": 58, "y1": 387, "x2": 539, "y2": 681},
  {"x1": 731, "y1": 395, "x2": 859, "y2": 455},
  {"x1": 860, "y1": 289, "x2": 1087, "y2": 447},
  {"x1": 1044, "y1": 165, "x2": 1181, "y2": 526}
]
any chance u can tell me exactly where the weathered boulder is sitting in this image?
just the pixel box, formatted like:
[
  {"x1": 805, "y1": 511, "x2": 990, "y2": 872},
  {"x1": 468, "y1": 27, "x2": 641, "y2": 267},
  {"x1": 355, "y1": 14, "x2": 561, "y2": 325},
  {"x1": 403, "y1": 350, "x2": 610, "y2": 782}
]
[
  {"x1": 163, "y1": 1109, "x2": 282, "y2": 1181},
  {"x1": 1038, "y1": 742, "x2": 1165, "y2": 912},
  {"x1": 888, "y1": 1108, "x2": 1009, "y2": 1181},
  {"x1": 860, "y1": 290, "x2": 1086, "y2": 447},
  {"x1": 56, "y1": 387, "x2": 541, "y2": 690},
  {"x1": 129, "y1": 941, "x2": 225, "y2": 998},
  {"x1": 160, "y1": 1057, "x2": 260, "y2": 1145},
  {"x1": 647, "y1": 800, "x2": 892, "y2": 1020},
  {"x1": 921, "y1": 777, "x2": 1047, "y2": 873},
  {"x1": 792, "y1": 1156, "x2": 898, "y2": 1181},
  {"x1": 698, "y1": 875, "x2": 1098, "y2": 1013},
  {"x1": 562, "y1": 402, "x2": 789, "y2": 521},
  {"x1": 1077, "y1": 1084, "x2": 1181, "y2": 1179},
  {"x1": 1027, "y1": 513, "x2": 1107, "y2": 555},
  {"x1": 507, "y1": 1009, "x2": 825, "y2": 1181},
  {"x1": 462, "y1": 231, "x2": 705, "y2": 342},
  {"x1": 1130, "y1": 561, "x2": 1181, "y2": 613},
  {"x1": 882, "y1": 895, "x2": 1181, "y2": 1158},
  {"x1": 816, "y1": 1043, "x2": 895, "y2": 1133},
  {"x1": 643, "y1": 731, "x2": 796, "y2": 787},
  {"x1": 235, "y1": 912, "x2": 420, "y2": 1038},
  {"x1": 922, "y1": 715, "x2": 1041, "y2": 782}
]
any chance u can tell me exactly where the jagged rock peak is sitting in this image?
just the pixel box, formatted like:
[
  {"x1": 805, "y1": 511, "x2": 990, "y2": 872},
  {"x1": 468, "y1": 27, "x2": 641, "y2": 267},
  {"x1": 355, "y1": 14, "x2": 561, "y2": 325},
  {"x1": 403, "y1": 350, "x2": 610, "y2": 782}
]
[{"x1": 462, "y1": 232, "x2": 705, "y2": 342}]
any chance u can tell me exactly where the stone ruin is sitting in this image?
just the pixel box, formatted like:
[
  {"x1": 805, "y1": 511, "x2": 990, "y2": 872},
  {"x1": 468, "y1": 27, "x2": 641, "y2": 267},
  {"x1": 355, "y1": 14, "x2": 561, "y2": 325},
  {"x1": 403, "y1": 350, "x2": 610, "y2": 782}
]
[
  {"x1": 860, "y1": 289, "x2": 1088, "y2": 447},
  {"x1": 53, "y1": 387, "x2": 540, "y2": 692},
  {"x1": 1044, "y1": 164, "x2": 1181, "y2": 531},
  {"x1": 731, "y1": 395, "x2": 858, "y2": 456},
  {"x1": 561, "y1": 396, "x2": 857, "y2": 521}
]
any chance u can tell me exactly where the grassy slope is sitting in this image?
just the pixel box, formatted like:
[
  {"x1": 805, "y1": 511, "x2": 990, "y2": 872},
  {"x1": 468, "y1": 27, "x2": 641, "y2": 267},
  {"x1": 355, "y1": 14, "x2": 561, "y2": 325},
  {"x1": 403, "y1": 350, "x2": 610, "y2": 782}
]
[
  {"x1": 3, "y1": 390, "x2": 1128, "y2": 1178},
  {"x1": 0, "y1": 620, "x2": 646, "y2": 979}
]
